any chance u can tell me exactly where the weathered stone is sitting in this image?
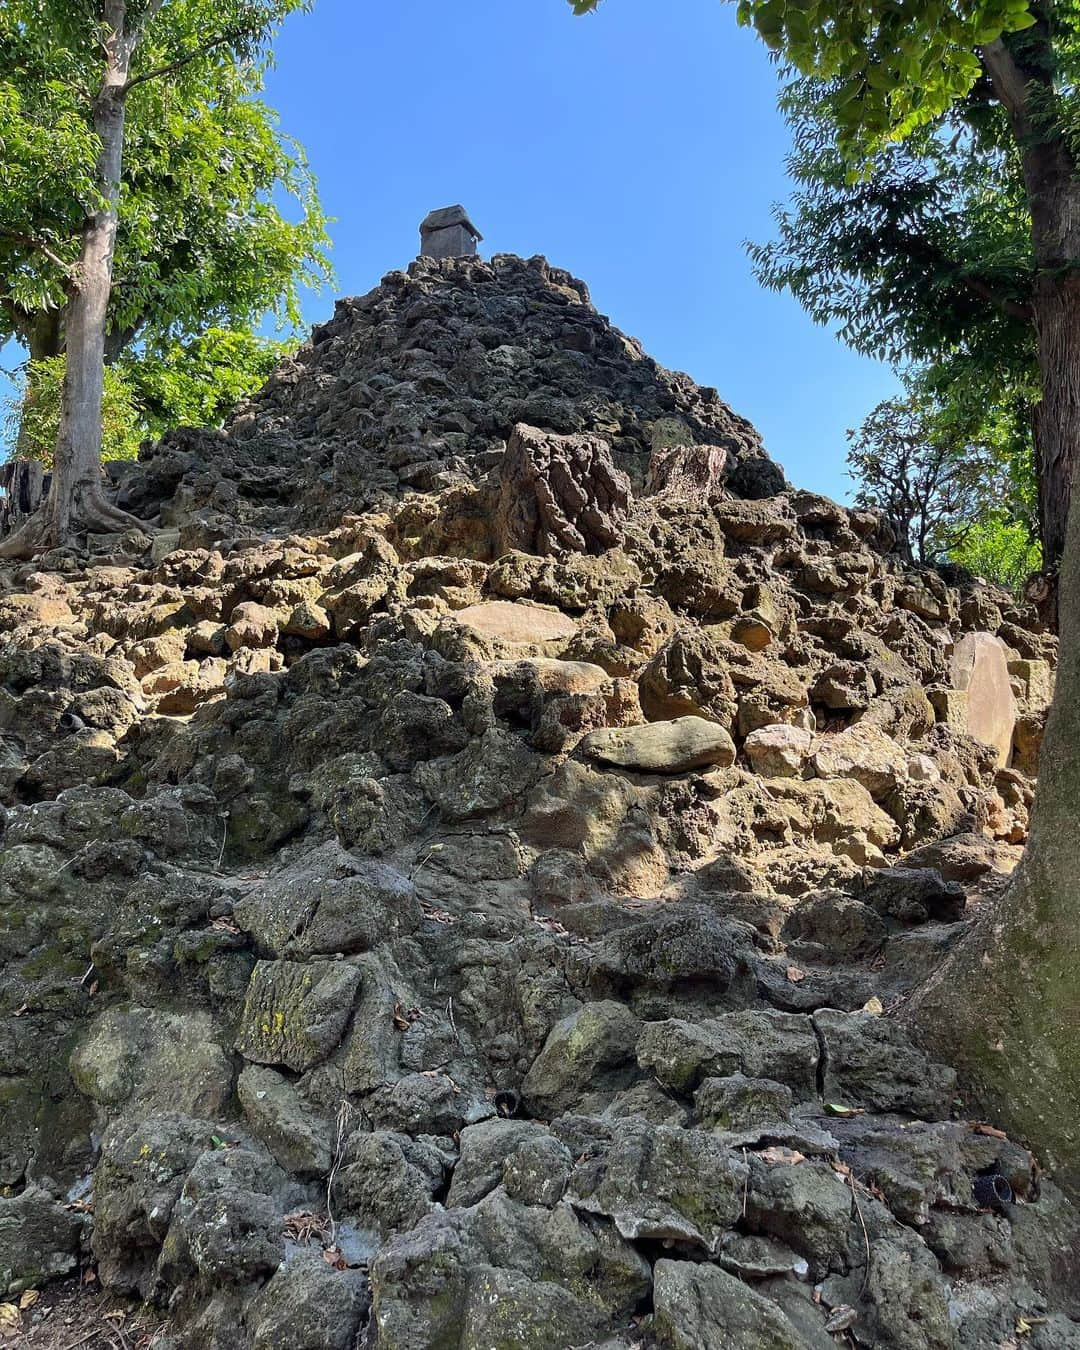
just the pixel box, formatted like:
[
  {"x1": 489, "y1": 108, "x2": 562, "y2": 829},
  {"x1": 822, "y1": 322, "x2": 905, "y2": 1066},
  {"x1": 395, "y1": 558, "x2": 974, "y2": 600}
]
[
  {"x1": 950, "y1": 631, "x2": 1017, "y2": 766},
  {"x1": 521, "y1": 1000, "x2": 641, "y2": 1119},
  {"x1": 811, "y1": 723, "x2": 909, "y2": 800},
  {"x1": 638, "y1": 1011, "x2": 820, "y2": 1099},
  {"x1": 578, "y1": 716, "x2": 735, "y2": 774},
  {"x1": 235, "y1": 959, "x2": 361, "y2": 1071},
  {"x1": 653, "y1": 1257, "x2": 809, "y2": 1350},
  {"x1": 0, "y1": 1187, "x2": 83, "y2": 1295},
  {"x1": 248, "y1": 1251, "x2": 370, "y2": 1350},
  {"x1": 237, "y1": 1065, "x2": 333, "y2": 1177},
  {"x1": 566, "y1": 1118, "x2": 746, "y2": 1254},
  {"x1": 494, "y1": 422, "x2": 633, "y2": 556},
  {"x1": 813, "y1": 1009, "x2": 956, "y2": 1119},
  {"x1": 70, "y1": 1007, "x2": 233, "y2": 1117},
  {"x1": 693, "y1": 1075, "x2": 795, "y2": 1135},
  {"x1": 646, "y1": 442, "x2": 728, "y2": 505},
  {"x1": 745, "y1": 723, "x2": 812, "y2": 777},
  {"x1": 453, "y1": 600, "x2": 577, "y2": 655},
  {"x1": 639, "y1": 629, "x2": 738, "y2": 725}
]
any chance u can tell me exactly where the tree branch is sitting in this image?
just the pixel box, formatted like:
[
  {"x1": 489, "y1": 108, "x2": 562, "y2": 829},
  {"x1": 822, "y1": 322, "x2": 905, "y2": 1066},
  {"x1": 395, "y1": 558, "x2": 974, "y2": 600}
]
[
  {"x1": 0, "y1": 230, "x2": 77, "y2": 277},
  {"x1": 877, "y1": 222, "x2": 1034, "y2": 324},
  {"x1": 979, "y1": 39, "x2": 1035, "y2": 138},
  {"x1": 122, "y1": 21, "x2": 266, "y2": 94}
]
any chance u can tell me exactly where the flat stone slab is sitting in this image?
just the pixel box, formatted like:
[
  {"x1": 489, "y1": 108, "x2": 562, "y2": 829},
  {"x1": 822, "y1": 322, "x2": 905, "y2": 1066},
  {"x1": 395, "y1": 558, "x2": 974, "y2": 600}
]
[
  {"x1": 579, "y1": 716, "x2": 736, "y2": 774},
  {"x1": 950, "y1": 632, "x2": 1016, "y2": 766},
  {"x1": 455, "y1": 601, "x2": 577, "y2": 653}
]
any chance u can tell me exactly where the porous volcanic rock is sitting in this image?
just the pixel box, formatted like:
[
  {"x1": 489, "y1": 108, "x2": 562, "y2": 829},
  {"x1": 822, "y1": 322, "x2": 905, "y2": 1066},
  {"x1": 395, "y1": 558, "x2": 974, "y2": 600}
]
[{"x1": 0, "y1": 252, "x2": 1071, "y2": 1350}]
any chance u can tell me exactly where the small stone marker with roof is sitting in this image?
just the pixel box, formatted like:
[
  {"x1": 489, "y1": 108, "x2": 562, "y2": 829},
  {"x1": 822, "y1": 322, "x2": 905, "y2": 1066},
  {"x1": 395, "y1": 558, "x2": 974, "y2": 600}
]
[{"x1": 419, "y1": 205, "x2": 483, "y2": 259}]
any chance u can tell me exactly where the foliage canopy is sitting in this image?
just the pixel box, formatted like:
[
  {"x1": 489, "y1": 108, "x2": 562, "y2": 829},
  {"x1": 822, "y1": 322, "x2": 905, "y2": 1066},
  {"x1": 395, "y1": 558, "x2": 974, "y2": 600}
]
[{"x1": 0, "y1": 0, "x2": 331, "y2": 361}]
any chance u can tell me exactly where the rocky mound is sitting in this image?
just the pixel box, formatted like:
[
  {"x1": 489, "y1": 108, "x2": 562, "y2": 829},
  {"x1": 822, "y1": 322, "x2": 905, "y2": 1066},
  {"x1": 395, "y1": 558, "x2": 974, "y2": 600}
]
[
  {"x1": 113, "y1": 253, "x2": 783, "y2": 535},
  {"x1": 0, "y1": 255, "x2": 1076, "y2": 1350}
]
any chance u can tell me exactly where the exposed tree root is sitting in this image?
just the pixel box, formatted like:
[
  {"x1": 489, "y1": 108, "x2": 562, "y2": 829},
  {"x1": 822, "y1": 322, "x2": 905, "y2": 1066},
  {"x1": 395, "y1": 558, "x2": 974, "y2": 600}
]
[{"x1": 0, "y1": 483, "x2": 148, "y2": 560}]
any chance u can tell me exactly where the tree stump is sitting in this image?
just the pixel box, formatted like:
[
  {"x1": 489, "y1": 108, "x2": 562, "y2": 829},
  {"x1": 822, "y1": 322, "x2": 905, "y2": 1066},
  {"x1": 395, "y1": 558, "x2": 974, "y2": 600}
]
[{"x1": 0, "y1": 460, "x2": 47, "y2": 538}]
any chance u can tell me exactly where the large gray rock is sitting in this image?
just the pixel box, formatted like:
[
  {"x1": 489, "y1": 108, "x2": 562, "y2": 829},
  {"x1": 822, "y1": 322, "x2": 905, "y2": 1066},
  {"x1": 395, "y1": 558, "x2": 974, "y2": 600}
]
[
  {"x1": 461, "y1": 1266, "x2": 608, "y2": 1348},
  {"x1": 237, "y1": 1065, "x2": 333, "y2": 1177},
  {"x1": 578, "y1": 716, "x2": 736, "y2": 773},
  {"x1": 638, "y1": 1011, "x2": 820, "y2": 1098},
  {"x1": 248, "y1": 1250, "x2": 370, "y2": 1350},
  {"x1": 70, "y1": 1007, "x2": 233, "y2": 1117},
  {"x1": 813, "y1": 1009, "x2": 956, "y2": 1119},
  {"x1": 235, "y1": 959, "x2": 361, "y2": 1071},
  {"x1": 234, "y1": 858, "x2": 422, "y2": 957},
  {"x1": 0, "y1": 1187, "x2": 83, "y2": 1295},
  {"x1": 566, "y1": 1118, "x2": 746, "y2": 1254},
  {"x1": 494, "y1": 422, "x2": 633, "y2": 556},
  {"x1": 653, "y1": 1258, "x2": 812, "y2": 1350},
  {"x1": 521, "y1": 1000, "x2": 641, "y2": 1119}
]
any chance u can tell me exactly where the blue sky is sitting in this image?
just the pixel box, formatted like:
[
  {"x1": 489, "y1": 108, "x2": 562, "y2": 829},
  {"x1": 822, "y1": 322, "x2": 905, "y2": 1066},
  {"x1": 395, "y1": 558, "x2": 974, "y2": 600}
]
[
  {"x1": 252, "y1": 0, "x2": 901, "y2": 501},
  {"x1": 3, "y1": 0, "x2": 902, "y2": 501}
]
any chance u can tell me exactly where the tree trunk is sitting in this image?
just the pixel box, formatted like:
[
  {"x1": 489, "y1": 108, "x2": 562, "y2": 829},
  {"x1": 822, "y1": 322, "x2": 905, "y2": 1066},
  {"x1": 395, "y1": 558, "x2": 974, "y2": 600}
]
[
  {"x1": 0, "y1": 6, "x2": 143, "y2": 559},
  {"x1": 1032, "y1": 267, "x2": 1080, "y2": 573},
  {"x1": 981, "y1": 35, "x2": 1080, "y2": 582},
  {"x1": 903, "y1": 482, "x2": 1080, "y2": 1201}
]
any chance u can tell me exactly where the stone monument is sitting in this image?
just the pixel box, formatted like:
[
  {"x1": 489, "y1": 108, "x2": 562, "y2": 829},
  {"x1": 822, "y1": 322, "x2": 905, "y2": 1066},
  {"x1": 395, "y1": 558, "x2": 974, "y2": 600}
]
[{"x1": 419, "y1": 205, "x2": 482, "y2": 259}]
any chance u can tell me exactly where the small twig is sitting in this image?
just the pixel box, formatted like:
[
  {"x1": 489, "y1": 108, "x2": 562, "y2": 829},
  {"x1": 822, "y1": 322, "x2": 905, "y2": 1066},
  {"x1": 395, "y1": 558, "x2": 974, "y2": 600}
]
[
  {"x1": 849, "y1": 1171, "x2": 872, "y2": 1296},
  {"x1": 741, "y1": 1147, "x2": 749, "y2": 1218},
  {"x1": 325, "y1": 1098, "x2": 356, "y2": 1245},
  {"x1": 52, "y1": 841, "x2": 95, "y2": 878},
  {"x1": 447, "y1": 996, "x2": 458, "y2": 1041},
  {"x1": 216, "y1": 811, "x2": 230, "y2": 869}
]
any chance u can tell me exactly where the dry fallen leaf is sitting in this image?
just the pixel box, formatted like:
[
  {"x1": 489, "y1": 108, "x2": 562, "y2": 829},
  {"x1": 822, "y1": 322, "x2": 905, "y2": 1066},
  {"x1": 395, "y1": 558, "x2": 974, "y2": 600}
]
[
  {"x1": 786, "y1": 965, "x2": 806, "y2": 984},
  {"x1": 974, "y1": 1123, "x2": 1009, "y2": 1141},
  {"x1": 0, "y1": 1305, "x2": 19, "y2": 1329},
  {"x1": 322, "y1": 1245, "x2": 348, "y2": 1271},
  {"x1": 862, "y1": 996, "x2": 884, "y2": 1016},
  {"x1": 18, "y1": 1290, "x2": 38, "y2": 1310},
  {"x1": 825, "y1": 1305, "x2": 858, "y2": 1333},
  {"x1": 758, "y1": 1146, "x2": 806, "y2": 1166}
]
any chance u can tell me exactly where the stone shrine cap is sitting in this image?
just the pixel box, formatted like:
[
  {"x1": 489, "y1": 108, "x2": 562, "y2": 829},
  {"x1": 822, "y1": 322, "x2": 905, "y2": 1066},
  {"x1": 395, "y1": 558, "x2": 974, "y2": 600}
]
[{"x1": 419, "y1": 205, "x2": 483, "y2": 259}]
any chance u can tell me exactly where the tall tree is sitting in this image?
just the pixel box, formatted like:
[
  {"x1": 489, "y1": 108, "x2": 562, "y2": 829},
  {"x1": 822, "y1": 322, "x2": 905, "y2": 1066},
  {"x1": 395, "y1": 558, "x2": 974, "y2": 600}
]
[
  {"x1": 845, "y1": 371, "x2": 1029, "y2": 567},
  {"x1": 0, "y1": 0, "x2": 315, "y2": 556},
  {"x1": 747, "y1": 78, "x2": 1043, "y2": 559}
]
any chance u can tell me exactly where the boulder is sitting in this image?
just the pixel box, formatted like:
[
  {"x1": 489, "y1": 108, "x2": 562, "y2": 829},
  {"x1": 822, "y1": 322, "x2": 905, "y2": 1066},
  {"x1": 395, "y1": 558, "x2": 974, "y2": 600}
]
[
  {"x1": 248, "y1": 1251, "x2": 370, "y2": 1350},
  {"x1": 452, "y1": 600, "x2": 577, "y2": 656},
  {"x1": 745, "y1": 723, "x2": 812, "y2": 777},
  {"x1": 521, "y1": 1000, "x2": 641, "y2": 1118},
  {"x1": 949, "y1": 631, "x2": 1017, "y2": 766},
  {"x1": 494, "y1": 422, "x2": 633, "y2": 556},
  {"x1": 578, "y1": 716, "x2": 736, "y2": 774},
  {"x1": 653, "y1": 1258, "x2": 810, "y2": 1349},
  {"x1": 0, "y1": 1187, "x2": 83, "y2": 1295},
  {"x1": 813, "y1": 1010, "x2": 956, "y2": 1118},
  {"x1": 811, "y1": 723, "x2": 909, "y2": 800},
  {"x1": 235, "y1": 959, "x2": 361, "y2": 1071}
]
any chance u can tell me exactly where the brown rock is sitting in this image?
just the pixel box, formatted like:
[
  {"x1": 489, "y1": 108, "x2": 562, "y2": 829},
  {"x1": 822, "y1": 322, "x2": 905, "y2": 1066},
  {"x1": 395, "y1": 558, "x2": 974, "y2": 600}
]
[
  {"x1": 949, "y1": 632, "x2": 1017, "y2": 767},
  {"x1": 579, "y1": 716, "x2": 736, "y2": 774},
  {"x1": 494, "y1": 422, "x2": 632, "y2": 556},
  {"x1": 454, "y1": 601, "x2": 577, "y2": 656}
]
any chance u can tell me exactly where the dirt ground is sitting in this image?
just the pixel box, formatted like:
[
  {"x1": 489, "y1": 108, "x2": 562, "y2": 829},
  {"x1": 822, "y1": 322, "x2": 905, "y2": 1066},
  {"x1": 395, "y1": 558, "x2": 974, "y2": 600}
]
[{"x1": 1, "y1": 1276, "x2": 164, "y2": 1350}]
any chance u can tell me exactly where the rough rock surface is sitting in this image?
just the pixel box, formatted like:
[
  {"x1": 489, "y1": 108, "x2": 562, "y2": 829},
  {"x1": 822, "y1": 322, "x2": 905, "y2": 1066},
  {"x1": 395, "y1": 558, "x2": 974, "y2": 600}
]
[{"x1": 0, "y1": 252, "x2": 1073, "y2": 1349}]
